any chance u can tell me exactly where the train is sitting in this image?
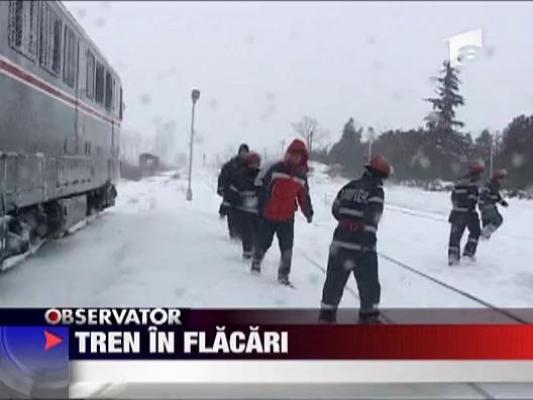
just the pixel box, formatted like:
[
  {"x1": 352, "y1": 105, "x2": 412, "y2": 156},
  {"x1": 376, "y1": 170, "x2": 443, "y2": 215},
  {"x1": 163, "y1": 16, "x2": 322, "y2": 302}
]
[{"x1": 0, "y1": 1, "x2": 123, "y2": 262}]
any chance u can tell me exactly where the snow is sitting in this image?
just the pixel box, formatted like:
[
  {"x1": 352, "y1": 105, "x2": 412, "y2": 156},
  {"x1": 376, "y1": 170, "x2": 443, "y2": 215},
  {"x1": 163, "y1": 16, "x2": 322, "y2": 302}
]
[
  {"x1": 1, "y1": 162, "x2": 532, "y2": 398},
  {"x1": 0, "y1": 162, "x2": 532, "y2": 310},
  {"x1": 306, "y1": 164, "x2": 533, "y2": 308}
]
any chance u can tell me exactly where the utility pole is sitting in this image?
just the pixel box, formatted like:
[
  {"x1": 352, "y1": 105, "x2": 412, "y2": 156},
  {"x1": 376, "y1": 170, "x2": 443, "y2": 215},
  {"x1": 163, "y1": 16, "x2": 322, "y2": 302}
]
[
  {"x1": 367, "y1": 126, "x2": 375, "y2": 162},
  {"x1": 186, "y1": 89, "x2": 200, "y2": 201}
]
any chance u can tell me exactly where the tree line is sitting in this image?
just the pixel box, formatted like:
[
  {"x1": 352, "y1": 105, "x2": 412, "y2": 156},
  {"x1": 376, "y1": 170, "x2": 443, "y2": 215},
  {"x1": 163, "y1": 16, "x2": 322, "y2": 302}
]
[{"x1": 302, "y1": 61, "x2": 533, "y2": 190}]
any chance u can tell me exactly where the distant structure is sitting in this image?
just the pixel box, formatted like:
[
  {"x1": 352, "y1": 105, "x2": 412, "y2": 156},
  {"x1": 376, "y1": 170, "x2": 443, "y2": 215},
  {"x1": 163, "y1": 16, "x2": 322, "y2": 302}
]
[{"x1": 139, "y1": 153, "x2": 160, "y2": 176}]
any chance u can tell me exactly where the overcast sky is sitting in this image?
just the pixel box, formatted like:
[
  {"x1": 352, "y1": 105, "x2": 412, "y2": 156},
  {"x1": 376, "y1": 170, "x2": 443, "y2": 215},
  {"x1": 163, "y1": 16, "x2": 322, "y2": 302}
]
[{"x1": 65, "y1": 1, "x2": 533, "y2": 157}]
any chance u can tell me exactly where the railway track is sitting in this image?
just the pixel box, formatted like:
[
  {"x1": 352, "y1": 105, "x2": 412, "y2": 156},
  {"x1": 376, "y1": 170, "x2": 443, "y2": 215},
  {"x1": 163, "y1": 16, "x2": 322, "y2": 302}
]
[
  {"x1": 296, "y1": 245, "x2": 529, "y2": 324},
  {"x1": 295, "y1": 246, "x2": 509, "y2": 399},
  {"x1": 385, "y1": 203, "x2": 533, "y2": 242}
]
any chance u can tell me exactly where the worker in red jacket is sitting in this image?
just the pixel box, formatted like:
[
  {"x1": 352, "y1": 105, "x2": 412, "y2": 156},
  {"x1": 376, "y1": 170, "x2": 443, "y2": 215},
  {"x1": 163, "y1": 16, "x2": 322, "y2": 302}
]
[{"x1": 251, "y1": 139, "x2": 314, "y2": 286}]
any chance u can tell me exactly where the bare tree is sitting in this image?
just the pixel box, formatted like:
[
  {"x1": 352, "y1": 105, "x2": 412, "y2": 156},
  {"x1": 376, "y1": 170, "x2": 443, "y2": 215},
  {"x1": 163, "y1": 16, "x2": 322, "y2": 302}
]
[
  {"x1": 280, "y1": 138, "x2": 286, "y2": 156},
  {"x1": 313, "y1": 126, "x2": 330, "y2": 150},
  {"x1": 291, "y1": 116, "x2": 329, "y2": 153}
]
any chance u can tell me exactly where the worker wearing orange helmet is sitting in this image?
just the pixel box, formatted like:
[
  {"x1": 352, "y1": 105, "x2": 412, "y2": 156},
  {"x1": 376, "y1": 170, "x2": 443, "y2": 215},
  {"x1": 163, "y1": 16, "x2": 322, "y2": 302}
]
[
  {"x1": 252, "y1": 139, "x2": 313, "y2": 286},
  {"x1": 448, "y1": 160, "x2": 485, "y2": 266},
  {"x1": 479, "y1": 168, "x2": 509, "y2": 240},
  {"x1": 319, "y1": 155, "x2": 392, "y2": 324}
]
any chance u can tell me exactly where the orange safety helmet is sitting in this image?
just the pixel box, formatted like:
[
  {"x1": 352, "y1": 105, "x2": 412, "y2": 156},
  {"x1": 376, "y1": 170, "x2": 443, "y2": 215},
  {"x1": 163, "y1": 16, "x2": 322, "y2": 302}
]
[
  {"x1": 244, "y1": 151, "x2": 261, "y2": 167},
  {"x1": 468, "y1": 160, "x2": 485, "y2": 175},
  {"x1": 493, "y1": 168, "x2": 508, "y2": 180},
  {"x1": 366, "y1": 155, "x2": 393, "y2": 178}
]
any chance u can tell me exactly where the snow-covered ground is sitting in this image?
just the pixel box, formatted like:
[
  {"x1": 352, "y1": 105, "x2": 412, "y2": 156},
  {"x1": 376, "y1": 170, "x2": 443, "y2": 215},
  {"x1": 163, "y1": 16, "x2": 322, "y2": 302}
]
[
  {"x1": 0, "y1": 163, "x2": 532, "y2": 309},
  {"x1": 308, "y1": 163, "x2": 533, "y2": 308}
]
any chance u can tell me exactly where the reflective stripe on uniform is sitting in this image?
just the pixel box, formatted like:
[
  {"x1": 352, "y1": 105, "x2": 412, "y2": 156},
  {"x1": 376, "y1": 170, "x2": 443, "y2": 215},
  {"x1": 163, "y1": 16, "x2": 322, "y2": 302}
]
[
  {"x1": 271, "y1": 172, "x2": 291, "y2": 180},
  {"x1": 338, "y1": 207, "x2": 363, "y2": 217},
  {"x1": 229, "y1": 185, "x2": 239, "y2": 192},
  {"x1": 367, "y1": 196, "x2": 384, "y2": 204},
  {"x1": 222, "y1": 201, "x2": 230, "y2": 206},
  {"x1": 467, "y1": 238, "x2": 478, "y2": 244},
  {"x1": 320, "y1": 302, "x2": 338, "y2": 310},
  {"x1": 236, "y1": 206, "x2": 258, "y2": 214},
  {"x1": 331, "y1": 240, "x2": 363, "y2": 251},
  {"x1": 293, "y1": 177, "x2": 306, "y2": 186},
  {"x1": 331, "y1": 240, "x2": 376, "y2": 252},
  {"x1": 271, "y1": 172, "x2": 305, "y2": 187},
  {"x1": 364, "y1": 225, "x2": 377, "y2": 234},
  {"x1": 240, "y1": 191, "x2": 256, "y2": 196},
  {"x1": 453, "y1": 208, "x2": 469, "y2": 212}
]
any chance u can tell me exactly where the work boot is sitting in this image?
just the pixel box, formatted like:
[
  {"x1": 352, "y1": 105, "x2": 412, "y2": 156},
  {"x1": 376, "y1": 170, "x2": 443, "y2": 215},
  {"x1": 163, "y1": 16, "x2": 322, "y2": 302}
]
[
  {"x1": 277, "y1": 274, "x2": 293, "y2": 287},
  {"x1": 318, "y1": 308, "x2": 337, "y2": 324},
  {"x1": 251, "y1": 260, "x2": 261, "y2": 275},
  {"x1": 448, "y1": 256, "x2": 460, "y2": 267},
  {"x1": 481, "y1": 225, "x2": 494, "y2": 240},
  {"x1": 463, "y1": 254, "x2": 477, "y2": 263},
  {"x1": 358, "y1": 311, "x2": 383, "y2": 325}
]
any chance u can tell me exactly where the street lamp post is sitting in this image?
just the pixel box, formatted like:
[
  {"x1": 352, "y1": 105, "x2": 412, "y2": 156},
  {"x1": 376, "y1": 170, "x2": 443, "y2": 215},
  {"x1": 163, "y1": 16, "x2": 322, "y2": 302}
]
[
  {"x1": 186, "y1": 89, "x2": 200, "y2": 201},
  {"x1": 367, "y1": 127, "x2": 375, "y2": 162}
]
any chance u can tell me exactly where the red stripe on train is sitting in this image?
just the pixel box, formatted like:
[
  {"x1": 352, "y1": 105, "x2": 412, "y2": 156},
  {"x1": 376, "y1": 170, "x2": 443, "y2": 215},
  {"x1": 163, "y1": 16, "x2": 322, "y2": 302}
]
[{"x1": 0, "y1": 58, "x2": 120, "y2": 126}]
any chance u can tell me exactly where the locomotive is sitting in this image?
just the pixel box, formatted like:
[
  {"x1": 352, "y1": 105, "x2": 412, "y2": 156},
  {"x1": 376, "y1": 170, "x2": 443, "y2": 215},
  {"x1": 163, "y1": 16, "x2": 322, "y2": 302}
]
[{"x1": 0, "y1": 1, "x2": 123, "y2": 263}]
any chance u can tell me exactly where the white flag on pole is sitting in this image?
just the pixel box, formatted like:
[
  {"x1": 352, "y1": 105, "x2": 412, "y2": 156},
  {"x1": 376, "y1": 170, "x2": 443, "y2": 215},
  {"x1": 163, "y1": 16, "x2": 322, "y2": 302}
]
[{"x1": 446, "y1": 28, "x2": 483, "y2": 67}]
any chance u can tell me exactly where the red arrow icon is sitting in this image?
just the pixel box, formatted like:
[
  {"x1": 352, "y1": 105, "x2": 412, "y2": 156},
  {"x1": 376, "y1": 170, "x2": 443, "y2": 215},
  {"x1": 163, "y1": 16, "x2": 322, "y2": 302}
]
[{"x1": 44, "y1": 330, "x2": 63, "y2": 351}]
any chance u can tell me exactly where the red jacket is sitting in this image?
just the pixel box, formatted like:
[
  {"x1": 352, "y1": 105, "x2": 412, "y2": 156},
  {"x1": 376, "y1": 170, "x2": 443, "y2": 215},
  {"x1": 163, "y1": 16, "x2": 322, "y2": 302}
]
[{"x1": 256, "y1": 139, "x2": 314, "y2": 222}]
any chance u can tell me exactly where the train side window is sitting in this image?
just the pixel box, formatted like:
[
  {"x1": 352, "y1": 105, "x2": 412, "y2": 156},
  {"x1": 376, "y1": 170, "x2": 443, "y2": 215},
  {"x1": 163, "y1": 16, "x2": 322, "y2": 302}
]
[
  {"x1": 95, "y1": 61, "x2": 105, "y2": 105},
  {"x1": 119, "y1": 87, "x2": 124, "y2": 120},
  {"x1": 86, "y1": 51, "x2": 95, "y2": 99},
  {"x1": 38, "y1": 2, "x2": 62, "y2": 75},
  {"x1": 8, "y1": 0, "x2": 37, "y2": 60},
  {"x1": 62, "y1": 25, "x2": 77, "y2": 88},
  {"x1": 105, "y1": 70, "x2": 113, "y2": 111},
  {"x1": 112, "y1": 78, "x2": 118, "y2": 112}
]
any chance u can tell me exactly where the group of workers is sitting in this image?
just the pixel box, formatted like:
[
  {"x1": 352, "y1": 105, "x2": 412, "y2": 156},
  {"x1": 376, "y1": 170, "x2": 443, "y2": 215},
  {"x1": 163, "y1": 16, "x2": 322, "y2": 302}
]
[
  {"x1": 217, "y1": 140, "x2": 509, "y2": 324},
  {"x1": 217, "y1": 140, "x2": 313, "y2": 287},
  {"x1": 447, "y1": 161, "x2": 509, "y2": 266}
]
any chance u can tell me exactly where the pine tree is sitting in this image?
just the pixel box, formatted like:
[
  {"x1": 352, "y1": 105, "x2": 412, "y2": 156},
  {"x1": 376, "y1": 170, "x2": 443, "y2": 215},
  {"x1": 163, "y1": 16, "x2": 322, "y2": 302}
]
[
  {"x1": 328, "y1": 118, "x2": 366, "y2": 177},
  {"x1": 424, "y1": 61, "x2": 464, "y2": 132},
  {"x1": 421, "y1": 61, "x2": 468, "y2": 179}
]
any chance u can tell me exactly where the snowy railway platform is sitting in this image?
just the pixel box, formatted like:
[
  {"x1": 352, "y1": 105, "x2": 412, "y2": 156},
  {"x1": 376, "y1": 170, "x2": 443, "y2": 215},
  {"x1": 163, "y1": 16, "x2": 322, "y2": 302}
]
[{"x1": 0, "y1": 163, "x2": 532, "y2": 314}]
